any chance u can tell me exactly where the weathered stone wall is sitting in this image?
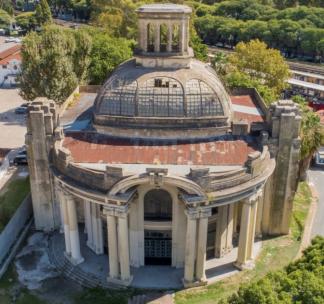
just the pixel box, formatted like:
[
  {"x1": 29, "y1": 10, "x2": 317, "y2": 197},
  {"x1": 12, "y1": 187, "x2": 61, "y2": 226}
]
[
  {"x1": 26, "y1": 100, "x2": 59, "y2": 231},
  {"x1": 264, "y1": 100, "x2": 301, "y2": 235}
]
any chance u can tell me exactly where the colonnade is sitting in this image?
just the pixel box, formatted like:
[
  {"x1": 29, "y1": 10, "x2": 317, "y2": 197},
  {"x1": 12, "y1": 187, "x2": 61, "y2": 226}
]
[
  {"x1": 57, "y1": 185, "x2": 263, "y2": 287},
  {"x1": 138, "y1": 19, "x2": 189, "y2": 54}
]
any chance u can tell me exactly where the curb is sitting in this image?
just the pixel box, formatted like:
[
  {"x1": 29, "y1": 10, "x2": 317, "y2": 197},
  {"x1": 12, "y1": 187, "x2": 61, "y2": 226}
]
[{"x1": 295, "y1": 183, "x2": 318, "y2": 259}]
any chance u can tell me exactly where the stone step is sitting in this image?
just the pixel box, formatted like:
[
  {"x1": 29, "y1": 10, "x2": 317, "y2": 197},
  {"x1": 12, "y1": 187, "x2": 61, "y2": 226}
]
[{"x1": 128, "y1": 295, "x2": 147, "y2": 304}]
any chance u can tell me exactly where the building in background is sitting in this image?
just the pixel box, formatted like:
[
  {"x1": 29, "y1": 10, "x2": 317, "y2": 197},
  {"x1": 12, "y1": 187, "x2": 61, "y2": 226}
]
[{"x1": 0, "y1": 45, "x2": 21, "y2": 88}]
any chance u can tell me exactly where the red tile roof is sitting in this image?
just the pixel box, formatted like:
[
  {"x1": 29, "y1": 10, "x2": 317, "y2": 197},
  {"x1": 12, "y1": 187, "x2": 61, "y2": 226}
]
[
  {"x1": 317, "y1": 110, "x2": 324, "y2": 125},
  {"x1": 63, "y1": 133, "x2": 258, "y2": 166},
  {"x1": 231, "y1": 95, "x2": 265, "y2": 124},
  {"x1": 0, "y1": 45, "x2": 21, "y2": 65}
]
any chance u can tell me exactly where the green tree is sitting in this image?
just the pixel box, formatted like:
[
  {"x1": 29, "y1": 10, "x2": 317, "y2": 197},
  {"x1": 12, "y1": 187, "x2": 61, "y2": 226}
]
[
  {"x1": 35, "y1": 0, "x2": 52, "y2": 26},
  {"x1": 0, "y1": 8, "x2": 12, "y2": 28},
  {"x1": 16, "y1": 12, "x2": 37, "y2": 32},
  {"x1": 229, "y1": 39, "x2": 290, "y2": 96},
  {"x1": 87, "y1": 30, "x2": 133, "y2": 84},
  {"x1": 19, "y1": 25, "x2": 92, "y2": 103},
  {"x1": 225, "y1": 237, "x2": 324, "y2": 304}
]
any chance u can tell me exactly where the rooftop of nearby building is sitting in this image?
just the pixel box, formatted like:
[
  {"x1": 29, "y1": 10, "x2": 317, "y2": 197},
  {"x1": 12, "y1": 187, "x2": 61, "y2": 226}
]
[
  {"x1": 288, "y1": 78, "x2": 324, "y2": 92},
  {"x1": 291, "y1": 69, "x2": 324, "y2": 81},
  {"x1": 0, "y1": 44, "x2": 21, "y2": 65}
]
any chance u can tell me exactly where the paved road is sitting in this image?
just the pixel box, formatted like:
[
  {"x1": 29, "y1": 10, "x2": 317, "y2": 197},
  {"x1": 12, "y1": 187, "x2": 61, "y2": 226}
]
[
  {"x1": 0, "y1": 88, "x2": 26, "y2": 149},
  {"x1": 308, "y1": 168, "x2": 324, "y2": 237}
]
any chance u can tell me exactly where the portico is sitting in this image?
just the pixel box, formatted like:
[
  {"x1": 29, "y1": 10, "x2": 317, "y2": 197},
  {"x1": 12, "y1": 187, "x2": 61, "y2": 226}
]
[{"x1": 54, "y1": 168, "x2": 267, "y2": 287}]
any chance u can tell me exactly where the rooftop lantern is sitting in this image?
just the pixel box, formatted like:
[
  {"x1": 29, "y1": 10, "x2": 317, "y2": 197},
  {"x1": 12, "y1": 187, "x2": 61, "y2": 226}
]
[{"x1": 135, "y1": 3, "x2": 194, "y2": 68}]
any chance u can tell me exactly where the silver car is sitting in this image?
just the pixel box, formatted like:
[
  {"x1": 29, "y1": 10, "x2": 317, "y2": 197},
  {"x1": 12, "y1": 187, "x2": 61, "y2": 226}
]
[{"x1": 314, "y1": 147, "x2": 324, "y2": 167}]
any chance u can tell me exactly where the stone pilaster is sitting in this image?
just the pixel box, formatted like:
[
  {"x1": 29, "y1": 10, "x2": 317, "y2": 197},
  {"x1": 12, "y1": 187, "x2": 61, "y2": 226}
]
[
  {"x1": 154, "y1": 23, "x2": 160, "y2": 52},
  {"x1": 26, "y1": 100, "x2": 58, "y2": 231},
  {"x1": 267, "y1": 100, "x2": 301, "y2": 235},
  {"x1": 167, "y1": 23, "x2": 173, "y2": 52}
]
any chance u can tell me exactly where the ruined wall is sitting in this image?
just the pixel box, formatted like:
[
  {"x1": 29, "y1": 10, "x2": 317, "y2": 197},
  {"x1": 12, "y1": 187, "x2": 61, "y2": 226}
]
[
  {"x1": 25, "y1": 99, "x2": 59, "y2": 231},
  {"x1": 264, "y1": 100, "x2": 301, "y2": 235}
]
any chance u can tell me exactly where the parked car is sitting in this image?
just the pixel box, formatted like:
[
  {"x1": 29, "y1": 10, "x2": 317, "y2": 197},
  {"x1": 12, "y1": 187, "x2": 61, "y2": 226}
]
[
  {"x1": 15, "y1": 106, "x2": 27, "y2": 114},
  {"x1": 13, "y1": 150, "x2": 27, "y2": 165},
  {"x1": 313, "y1": 147, "x2": 324, "y2": 168}
]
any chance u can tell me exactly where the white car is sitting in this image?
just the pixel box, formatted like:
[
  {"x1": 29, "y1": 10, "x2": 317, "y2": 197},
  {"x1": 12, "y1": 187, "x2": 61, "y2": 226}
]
[
  {"x1": 314, "y1": 147, "x2": 324, "y2": 168},
  {"x1": 5, "y1": 37, "x2": 21, "y2": 43}
]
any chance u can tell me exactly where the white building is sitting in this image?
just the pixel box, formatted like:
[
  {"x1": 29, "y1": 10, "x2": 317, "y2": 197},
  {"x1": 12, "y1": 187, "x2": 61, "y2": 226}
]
[{"x1": 0, "y1": 45, "x2": 21, "y2": 87}]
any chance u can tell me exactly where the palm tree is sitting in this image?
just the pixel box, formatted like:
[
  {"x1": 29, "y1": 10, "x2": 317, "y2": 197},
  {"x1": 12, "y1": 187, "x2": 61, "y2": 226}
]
[{"x1": 299, "y1": 108, "x2": 324, "y2": 180}]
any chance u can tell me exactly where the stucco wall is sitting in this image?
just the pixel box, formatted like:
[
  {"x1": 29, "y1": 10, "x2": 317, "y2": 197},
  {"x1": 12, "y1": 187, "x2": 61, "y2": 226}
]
[{"x1": 0, "y1": 195, "x2": 32, "y2": 266}]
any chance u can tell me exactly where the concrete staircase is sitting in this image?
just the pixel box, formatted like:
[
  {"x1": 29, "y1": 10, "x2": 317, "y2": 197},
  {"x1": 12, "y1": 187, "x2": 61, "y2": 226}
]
[{"x1": 47, "y1": 233, "x2": 119, "y2": 289}]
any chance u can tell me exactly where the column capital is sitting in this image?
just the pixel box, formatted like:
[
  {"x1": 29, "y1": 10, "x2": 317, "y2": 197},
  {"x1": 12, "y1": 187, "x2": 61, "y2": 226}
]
[
  {"x1": 185, "y1": 208, "x2": 211, "y2": 219},
  {"x1": 244, "y1": 189, "x2": 263, "y2": 206},
  {"x1": 103, "y1": 205, "x2": 129, "y2": 218}
]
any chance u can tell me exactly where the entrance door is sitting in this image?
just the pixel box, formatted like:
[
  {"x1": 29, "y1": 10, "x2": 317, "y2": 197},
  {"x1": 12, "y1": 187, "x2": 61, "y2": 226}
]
[{"x1": 144, "y1": 230, "x2": 172, "y2": 265}]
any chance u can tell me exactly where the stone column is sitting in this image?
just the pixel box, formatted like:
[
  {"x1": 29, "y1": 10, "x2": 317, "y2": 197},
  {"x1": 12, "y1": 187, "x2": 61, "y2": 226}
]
[
  {"x1": 183, "y1": 210, "x2": 198, "y2": 286},
  {"x1": 196, "y1": 209, "x2": 211, "y2": 282},
  {"x1": 234, "y1": 192, "x2": 260, "y2": 270},
  {"x1": 117, "y1": 212, "x2": 131, "y2": 282},
  {"x1": 91, "y1": 203, "x2": 104, "y2": 255},
  {"x1": 61, "y1": 192, "x2": 71, "y2": 256},
  {"x1": 154, "y1": 23, "x2": 160, "y2": 52},
  {"x1": 215, "y1": 204, "x2": 234, "y2": 258},
  {"x1": 167, "y1": 23, "x2": 173, "y2": 52},
  {"x1": 84, "y1": 200, "x2": 93, "y2": 249},
  {"x1": 66, "y1": 195, "x2": 84, "y2": 265},
  {"x1": 106, "y1": 213, "x2": 119, "y2": 279},
  {"x1": 56, "y1": 187, "x2": 65, "y2": 233},
  {"x1": 255, "y1": 191, "x2": 264, "y2": 238},
  {"x1": 179, "y1": 20, "x2": 185, "y2": 53}
]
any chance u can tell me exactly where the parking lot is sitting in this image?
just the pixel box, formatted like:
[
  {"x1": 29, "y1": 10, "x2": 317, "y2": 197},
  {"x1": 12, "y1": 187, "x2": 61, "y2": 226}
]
[{"x1": 0, "y1": 88, "x2": 26, "y2": 149}]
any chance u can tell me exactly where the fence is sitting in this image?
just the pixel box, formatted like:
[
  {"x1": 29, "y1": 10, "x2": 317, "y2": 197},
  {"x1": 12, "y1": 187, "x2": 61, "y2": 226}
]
[{"x1": 0, "y1": 195, "x2": 32, "y2": 277}]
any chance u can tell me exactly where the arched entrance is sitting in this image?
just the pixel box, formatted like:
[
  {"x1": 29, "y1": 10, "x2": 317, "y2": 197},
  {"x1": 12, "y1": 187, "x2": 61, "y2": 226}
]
[{"x1": 144, "y1": 189, "x2": 172, "y2": 265}]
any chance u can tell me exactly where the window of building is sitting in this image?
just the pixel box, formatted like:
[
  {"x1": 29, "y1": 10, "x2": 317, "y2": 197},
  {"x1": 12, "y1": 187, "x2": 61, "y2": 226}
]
[
  {"x1": 99, "y1": 78, "x2": 137, "y2": 116},
  {"x1": 144, "y1": 189, "x2": 172, "y2": 221},
  {"x1": 2, "y1": 65, "x2": 7, "y2": 69},
  {"x1": 186, "y1": 79, "x2": 224, "y2": 117},
  {"x1": 138, "y1": 77, "x2": 184, "y2": 117}
]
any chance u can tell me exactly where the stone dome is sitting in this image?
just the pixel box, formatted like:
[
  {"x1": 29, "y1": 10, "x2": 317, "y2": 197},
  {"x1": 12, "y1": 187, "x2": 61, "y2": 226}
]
[{"x1": 94, "y1": 59, "x2": 233, "y2": 120}]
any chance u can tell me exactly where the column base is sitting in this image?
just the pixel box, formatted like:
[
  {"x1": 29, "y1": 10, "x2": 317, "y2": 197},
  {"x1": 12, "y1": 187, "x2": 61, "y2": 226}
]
[
  {"x1": 64, "y1": 252, "x2": 85, "y2": 266},
  {"x1": 182, "y1": 278, "x2": 208, "y2": 288},
  {"x1": 107, "y1": 275, "x2": 133, "y2": 287},
  {"x1": 233, "y1": 260, "x2": 255, "y2": 270}
]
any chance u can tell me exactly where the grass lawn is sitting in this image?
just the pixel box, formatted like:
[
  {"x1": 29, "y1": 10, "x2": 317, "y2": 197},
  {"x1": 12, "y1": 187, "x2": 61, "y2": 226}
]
[
  {"x1": 174, "y1": 182, "x2": 312, "y2": 304},
  {"x1": 0, "y1": 265, "x2": 46, "y2": 304},
  {"x1": 0, "y1": 175, "x2": 30, "y2": 232}
]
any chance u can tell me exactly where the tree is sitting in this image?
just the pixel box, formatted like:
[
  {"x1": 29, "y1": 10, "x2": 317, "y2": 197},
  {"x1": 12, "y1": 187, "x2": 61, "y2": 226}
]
[
  {"x1": 35, "y1": 0, "x2": 52, "y2": 26},
  {"x1": 228, "y1": 39, "x2": 290, "y2": 96},
  {"x1": 19, "y1": 25, "x2": 92, "y2": 103},
  {"x1": 87, "y1": 29, "x2": 133, "y2": 84},
  {"x1": 225, "y1": 237, "x2": 324, "y2": 304}
]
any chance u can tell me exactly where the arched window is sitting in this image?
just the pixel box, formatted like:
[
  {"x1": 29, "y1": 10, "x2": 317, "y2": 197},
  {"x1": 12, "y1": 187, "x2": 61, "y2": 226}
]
[
  {"x1": 99, "y1": 78, "x2": 137, "y2": 116},
  {"x1": 160, "y1": 24, "x2": 168, "y2": 52},
  {"x1": 172, "y1": 24, "x2": 180, "y2": 52},
  {"x1": 147, "y1": 23, "x2": 154, "y2": 52},
  {"x1": 144, "y1": 189, "x2": 172, "y2": 221},
  {"x1": 137, "y1": 77, "x2": 184, "y2": 117},
  {"x1": 186, "y1": 79, "x2": 224, "y2": 117}
]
